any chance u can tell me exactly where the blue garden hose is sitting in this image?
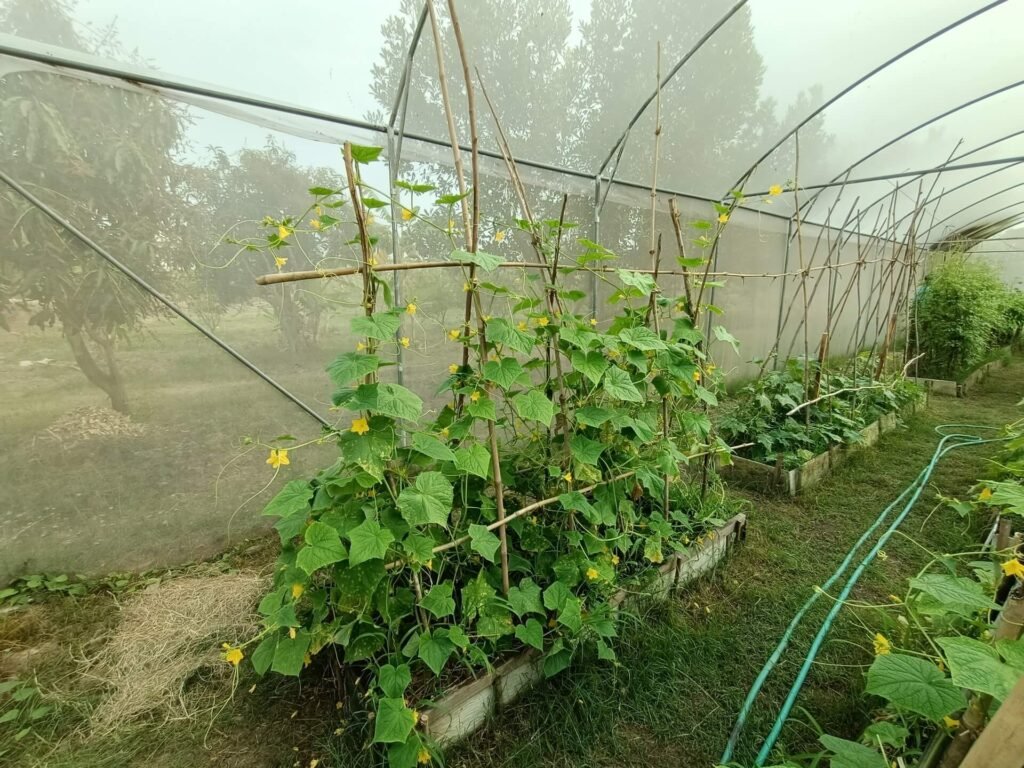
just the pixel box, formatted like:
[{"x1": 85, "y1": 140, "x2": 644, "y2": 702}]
[{"x1": 720, "y1": 424, "x2": 1007, "y2": 767}]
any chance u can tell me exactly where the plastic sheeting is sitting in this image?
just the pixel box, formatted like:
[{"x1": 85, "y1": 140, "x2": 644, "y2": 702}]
[{"x1": 1, "y1": 0, "x2": 1021, "y2": 577}]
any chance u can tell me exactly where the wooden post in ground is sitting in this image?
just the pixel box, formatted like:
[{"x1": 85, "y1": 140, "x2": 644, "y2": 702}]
[{"x1": 960, "y1": 676, "x2": 1024, "y2": 768}]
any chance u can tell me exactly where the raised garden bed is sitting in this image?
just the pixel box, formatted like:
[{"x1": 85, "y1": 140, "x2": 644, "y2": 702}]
[
  {"x1": 910, "y1": 348, "x2": 1011, "y2": 397},
  {"x1": 419, "y1": 512, "x2": 748, "y2": 746},
  {"x1": 721, "y1": 398, "x2": 924, "y2": 495}
]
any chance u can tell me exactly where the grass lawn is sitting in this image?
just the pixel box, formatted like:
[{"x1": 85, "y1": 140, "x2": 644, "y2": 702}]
[{"x1": 0, "y1": 358, "x2": 1020, "y2": 767}]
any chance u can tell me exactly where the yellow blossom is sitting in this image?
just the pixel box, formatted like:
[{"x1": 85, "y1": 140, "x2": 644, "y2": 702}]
[
  {"x1": 278, "y1": 224, "x2": 291, "y2": 240},
  {"x1": 692, "y1": 370, "x2": 701, "y2": 382},
  {"x1": 223, "y1": 644, "x2": 244, "y2": 666},
  {"x1": 448, "y1": 363, "x2": 459, "y2": 374},
  {"x1": 368, "y1": 254, "x2": 379, "y2": 267},
  {"x1": 470, "y1": 391, "x2": 481, "y2": 402},
  {"x1": 873, "y1": 633, "x2": 891, "y2": 656},
  {"x1": 400, "y1": 337, "x2": 410, "y2": 348},
  {"x1": 303, "y1": 653, "x2": 312, "y2": 667},
  {"x1": 411, "y1": 709, "x2": 420, "y2": 726},
  {"x1": 590, "y1": 318, "x2": 598, "y2": 326},
  {"x1": 406, "y1": 302, "x2": 417, "y2": 315},
  {"x1": 350, "y1": 417, "x2": 370, "y2": 436},
  {"x1": 440, "y1": 427, "x2": 449, "y2": 439},
  {"x1": 548, "y1": 618, "x2": 557, "y2": 628},
  {"x1": 707, "y1": 363, "x2": 717, "y2": 374},
  {"x1": 943, "y1": 716, "x2": 960, "y2": 729},
  {"x1": 448, "y1": 329, "x2": 461, "y2": 341},
  {"x1": 365, "y1": 214, "x2": 375, "y2": 228},
  {"x1": 310, "y1": 218, "x2": 322, "y2": 230},
  {"x1": 611, "y1": 554, "x2": 620, "y2": 566},
  {"x1": 979, "y1": 487, "x2": 993, "y2": 501},
  {"x1": 493, "y1": 229, "x2": 507, "y2": 243},
  {"x1": 357, "y1": 341, "x2": 366, "y2": 351},
  {"x1": 517, "y1": 321, "x2": 528, "y2": 331},
  {"x1": 417, "y1": 746, "x2": 431, "y2": 764},
  {"x1": 291, "y1": 583, "x2": 304, "y2": 600},
  {"x1": 1001, "y1": 559, "x2": 1024, "y2": 579},
  {"x1": 267, "y1": 449, "x2": 290, "y2": 469},
  {"x1": 447, "y1": 218, "x2": 456, "y2": 231},
  {"x1": 463, "y1": 282, "x2": 471, "y2": 292},
  {"x1": 401, "y1": 208, "x2": 414, "y2": 221},
  {"x1": 563, "y1": 472, "x2": 573, "y2": 483},
  {"x1": 649, "y1": 550, "x2": 663, "y2": 564},
  {"x1": 717, "y1": 213, "x2": 729, "y2": 224},
  {"x1": 888, "y1": 594, "x2": 901, "y2": 603},
  {"x1": 537, "y1": 315, "x2": 549, "y2": 327},
  {"x1": 310, "y1": 760, "x2": 320, "y2": 768},
  {"x1": 768, "y1": 184, "x2": 783, "y2": 197},
  {"x1": 586, "y1": 567, "x2": 600, "y2": 581},
  {"x1": 289, "y1": 627, "x2": 297, "y2": 640},
  {"x1": 274, "y1": 254, "x2": 288, "y2": 270}
]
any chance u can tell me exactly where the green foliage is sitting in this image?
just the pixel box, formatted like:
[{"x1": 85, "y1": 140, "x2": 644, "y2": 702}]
[
  {"x1": 0, "y1": 679, "x2": 54, "y2": 747},
  {"x1": 718, "y1": 357, "x2": 921, "y2": 469},
  {"x1": 911, "y1": 256, "x2": 1011, "y2": 379},
  {"x1": 247, "y1": 148, "x2": 740, "y2": 765}
]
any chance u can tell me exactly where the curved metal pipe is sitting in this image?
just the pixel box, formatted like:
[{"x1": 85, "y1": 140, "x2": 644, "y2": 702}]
[{"x1": 726, "y1": 0, "x2": 1007, "y2": 194}]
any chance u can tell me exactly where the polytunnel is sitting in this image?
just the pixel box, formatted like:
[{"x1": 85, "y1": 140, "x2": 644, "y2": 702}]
[
  {"x1": 4, "y1": 2, "x2": 1024, "y2": 768},
  {"x1": 1, "y1": 0, "x2": 1022, "y2": 583}
]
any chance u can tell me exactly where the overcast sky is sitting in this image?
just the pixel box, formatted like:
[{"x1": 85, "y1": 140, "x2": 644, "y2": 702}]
[{"x1": 8, "y1": 0, "x2": 1024, "y2": 232}]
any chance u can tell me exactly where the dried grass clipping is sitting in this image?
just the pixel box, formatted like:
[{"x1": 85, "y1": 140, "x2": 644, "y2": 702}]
[
  {"x1": 87, "y1": 569, "x2": 267, "y2": 733},
  {"x1": 42, "y1": 405, "x2": 146, "y2": 448}
]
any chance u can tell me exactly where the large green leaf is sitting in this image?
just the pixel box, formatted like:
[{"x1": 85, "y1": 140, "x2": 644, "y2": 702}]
[
  {"x1": 866, "y1": 653, "x2": 964, "y2": 721},
  {"x1": 543, "y1": 639, "x2": 573, "y2": 678},
  {"x1": 374, "y1": 383, "x2": 424, "y2": 422},
  {"x1": 938, "y1": 636, "x2": 1021, "y2": 701},
  {"x1": 462, "y1": 571, "x2": 497, "y2": 620},
  {"x1": 713, "y1": 325, "x2": 741, "y2": 354},
  {"x1": 454, "y1": 444, "x2": 491, "y2": 479},
  {"x1": 326, "y1": 352, "x2": 381, "y2": 386},
  {"x1": 397, "y1": 472, "x2": 454, "y2": 527},
  {"x1": 570, "y1": 435, "x2": 605, "y2": 466},
  {"x1": 350, "y1": 144, "x2": 383, "y2": 163},
  {"x1": 615, "y1": 269, "x2": 655, "y2": 295},
  {"x1": 508, "y1": 577, "x2": 544, "y2": 617},
  {"x1": 513, "y1": 389, "x2": 555, "y2": 427},
  {"x1": 334, "y1": 560, "x2": 386, "y2": 613},
  {"x1": 482, "y1": 357, "x2": 526, "y2": 389},
  {"x1": 570, "y1": 350, "x2": 609, "y2": 385},
  {"x1": 575, "y1": 405, "x2": 615, "y2": 427},
  {"x1": 486, "y1": 317, "x2": 535, "y2": 354},
  {"x1": 410, "y1": 432, "x2": 456, "y2": 463},
  {"x1": 514, "y1": 618, "x2": 545, "y2": 651},
  {"x1": 819, "y1": 735, "x2": 887, "y2": 768},
  {"x1": 619, "y1": 326, "x2": 668, "y2": 351},
  {"x1": 997, "y1": 638, "x2": 1024, "y2": 673},
  {"x1": 271, "y1": 629, "x2": 311, "y2": 676},
  {"x1": 557, "y1": 595, "x2": 583, "y2": 633},
  {"x1": 378, "y1": 664, "x2": 412, "y2": 698},
  {"x1": 351, "y1": 312, "x2": 401, "y2": 341},
  {"x1": 469, "y1": 524, "x2": 501, "y2": 562},
  {"x1": 467, "y1": 395, "x2": 497, "y2": 421},
  {"x1": 417, "y1": 630, "x2": 455, "y2": 675},
  {"x1": 450, "y1": 248, "x2": 503, "y2": 272},
  {"x1": 420, "y1": 581, "x2": 456, "y2": 618},
  {"x1": 910, "y1": 574, "x2": 991, "y2": 616},
  {"x1": 263, "y1": 480, "x2": 311, "y2": 519},
  {"x1": 295, "y1": 521, "x2": 348, "y2": 574},
  {"x1": 602, "y1": 367, "x2": 643, "y2": 402},
  {"x1": 347, "y1": 519, "x2": 396, "y2": 566},
  {"x1": 373, "y1": 697, "x2": 416, "y2": 744}
]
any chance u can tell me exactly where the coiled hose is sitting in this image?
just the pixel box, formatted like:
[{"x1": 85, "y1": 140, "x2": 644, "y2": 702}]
[{"x1": 720, "y1": 424, "x2": 1007, "y2": 767}]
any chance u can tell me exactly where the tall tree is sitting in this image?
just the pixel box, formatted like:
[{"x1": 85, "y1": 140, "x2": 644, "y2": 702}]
[{"x1": 0, "y1": 0, "x2": 189, "y2": 412}]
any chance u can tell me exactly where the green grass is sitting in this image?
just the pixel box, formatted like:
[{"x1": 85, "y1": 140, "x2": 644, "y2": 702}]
[{"x1": 2, "y1": 359, "x2": 1020, "y2": 768}]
